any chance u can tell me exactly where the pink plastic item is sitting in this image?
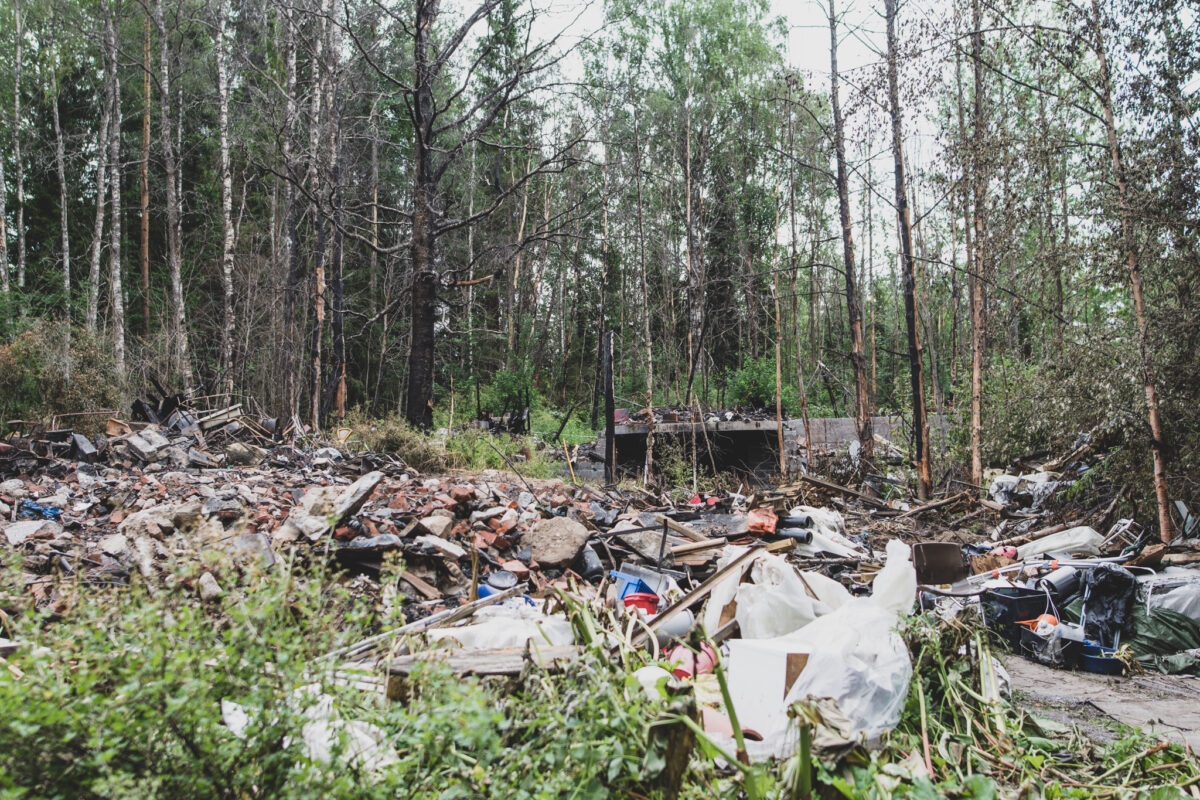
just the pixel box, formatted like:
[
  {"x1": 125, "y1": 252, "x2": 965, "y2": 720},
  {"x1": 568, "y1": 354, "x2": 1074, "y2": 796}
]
[{"x1": 666, "y1": 642, "x2": 717, "y2": 679}]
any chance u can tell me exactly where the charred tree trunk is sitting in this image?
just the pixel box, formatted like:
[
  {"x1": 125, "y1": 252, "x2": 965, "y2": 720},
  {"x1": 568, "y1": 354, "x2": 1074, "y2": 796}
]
[{"x1": 404, "y1": 0, "x2": 440, "y2": 429}]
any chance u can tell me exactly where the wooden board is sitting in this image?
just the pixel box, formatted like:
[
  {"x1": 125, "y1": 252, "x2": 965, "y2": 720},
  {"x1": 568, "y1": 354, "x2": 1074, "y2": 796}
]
[{"x1": 383, "y1": 644, "x2": 582, "y2": 677}]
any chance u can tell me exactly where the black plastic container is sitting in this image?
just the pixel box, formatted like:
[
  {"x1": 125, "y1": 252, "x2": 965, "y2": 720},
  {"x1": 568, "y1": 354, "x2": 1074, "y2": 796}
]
[
  {"x1": 983, "y1": 587, "x2": 1053, "y2": 645},
  {"x1": 1019, "y1": 628, "x2": 1082, "y2": 669}
]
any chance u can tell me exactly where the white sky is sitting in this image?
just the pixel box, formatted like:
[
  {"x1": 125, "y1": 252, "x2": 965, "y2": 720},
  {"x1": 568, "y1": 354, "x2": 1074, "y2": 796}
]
[{"x1": 531, "y1": 0, "x2": 886, "y2": 93}]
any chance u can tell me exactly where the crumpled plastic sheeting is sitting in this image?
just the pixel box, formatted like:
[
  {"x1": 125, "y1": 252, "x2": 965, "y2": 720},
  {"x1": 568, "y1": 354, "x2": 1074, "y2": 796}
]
[
  {"x1": 1016, "y1": 526, "x2": 1104, "y2": 560},
  {"x1": 1150, "y1": 582, "x2": 1200, "y2": 625},
  {"x1": 426, "y1": 603, "x2": 574, "y2": 650},
  {"x1": 989, "y1": 472, "x2": 1063, "y2": 510},
  {"x1": 729, "y1": 539, "x2": 916, "y2": 749},
  {"x1": 222, "y1": 688, "x2": 399, "y2": 776},
  {"x1": 720, "y1": 537, "x2": 916, "y2": 758},
  {"x1": 734, "y1": 556, "x2": 851, "y2": 639},
  {"x1": 701, "y1": 548, "x2": 850, "y2": 638}
]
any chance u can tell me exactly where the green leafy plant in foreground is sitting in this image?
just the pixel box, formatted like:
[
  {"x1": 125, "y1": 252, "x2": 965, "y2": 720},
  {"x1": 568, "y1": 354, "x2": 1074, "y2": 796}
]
[{"x1": 3, "y1": 553, "x2": 1197, "y2": 800}]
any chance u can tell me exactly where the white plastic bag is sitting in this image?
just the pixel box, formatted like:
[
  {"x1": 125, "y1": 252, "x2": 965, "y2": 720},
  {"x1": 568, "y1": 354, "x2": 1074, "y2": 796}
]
[
  {"x1": 703, "y1": 548, "x2": 851, "y2": 639},
  {"x1": 1016, "y1": 526, "x2": 1103, "y2": 560},
  {"x1": 777, "y1": 540, "x2": 915, "y2": 739}
]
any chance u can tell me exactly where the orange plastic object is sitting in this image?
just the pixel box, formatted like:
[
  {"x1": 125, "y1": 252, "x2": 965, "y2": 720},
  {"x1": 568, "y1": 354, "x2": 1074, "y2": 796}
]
[{"x1": 747, "y1": 507, "x2": 778, "y2": 535}]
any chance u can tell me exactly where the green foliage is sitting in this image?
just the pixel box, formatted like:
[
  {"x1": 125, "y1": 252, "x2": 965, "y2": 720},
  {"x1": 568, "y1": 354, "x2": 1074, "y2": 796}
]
[
  {"x1": 478, "y1": 366, "x2": 535, "y2": 417},
  {"x1": 725, "y1": 357, "x2": 797, "y2": 413},
  {"x1": 346, "y1": 408, "x2": 559, "y2": 479},
  {"x1": 0, "y1": 322, "x2": 128, "y2": 432},
  {"x1": 0, "y1": 560, "x2": 675, "y2": 799},
  {"x1": 442, "y1": 427, "x2": 558, "y2": 479},
  {"x1": 346, "y1": 408, "x2": 451, "y2": 472}
]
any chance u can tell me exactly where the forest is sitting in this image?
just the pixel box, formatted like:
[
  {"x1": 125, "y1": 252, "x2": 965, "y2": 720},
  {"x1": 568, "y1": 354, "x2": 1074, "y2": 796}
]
[
  {"x1": 0, "y1": 0, "x2": 1197, "y2": 524},
  {"x1": 4, "y1": 1, "x2": 1200, "y2": 796}
]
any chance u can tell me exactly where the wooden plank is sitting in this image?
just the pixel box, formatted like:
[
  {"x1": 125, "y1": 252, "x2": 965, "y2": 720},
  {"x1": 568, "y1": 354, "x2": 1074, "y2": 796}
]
[
  {"x1": 798, "y1": 474, "x2": 889, "y2": 509},
  {"x1": 384, "y1": 644, "x2": 582, "y2": 677},
  {"x1": 896, "y1": 491, "x2": 969, "y2": 519},
  {"x1": 654, "y1": 514, "x2": 710, "y2": 543},
  {"x1": 629, "y1": 545, "x2": 763, "y2": 649},
  {"x1": 670, "y1": 537, "x2": 727, "y2": 556},
  {"x1": 397, "y1": 570, "x2": 442, "y2": 600}
]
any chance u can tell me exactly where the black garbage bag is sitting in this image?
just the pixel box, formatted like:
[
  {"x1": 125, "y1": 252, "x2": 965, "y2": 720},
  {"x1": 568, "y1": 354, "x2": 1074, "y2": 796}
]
[{"x1": 1078, "y1": 563, "x2": 1137, "y2": 647}]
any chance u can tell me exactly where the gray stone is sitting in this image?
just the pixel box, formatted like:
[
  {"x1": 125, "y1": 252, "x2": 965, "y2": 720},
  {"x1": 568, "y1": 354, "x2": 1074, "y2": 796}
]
[
  {"x1": 140, "y1": 427, "x2": 171, "y2": 452},
  {"x1": 224, "y1": 442, "x2": 266, "y2": 466},
  {"x1": 274, "y1": 471, "x2": 383, "y2": 544},
  {"x1": 417, "y1": 516, "x2": 455, "y2": 539},
  {"x1": 522, "y1": 517, "x2": 590, "y2": 569},
  {"x1": 99, "y1": 533, "x2": 130, "y2": 558},
  {"x1": 610, "y1": 521, "x2": 674, "y2": 562},
  {"x1": 125, "y1": 433, "x2": 165, "y2": 461},
  {"x1": 223, "y1": 533, "x2": 276, "y2": 568},
  {"x1": 415, "y1": 534, "x2": 466, "y2": 559},
  {"x1": 0, "y1": 479, "x2": 29, "y2": 499},
  {"x1": 202, "y1": 496, "x2": 244, "y2": 518},
  {"x1": 198, "y1": 571, "x2": 224, "y2": 601},
  {"x1": 5, "y1": 520, "x2": 61, "y2": 546}
]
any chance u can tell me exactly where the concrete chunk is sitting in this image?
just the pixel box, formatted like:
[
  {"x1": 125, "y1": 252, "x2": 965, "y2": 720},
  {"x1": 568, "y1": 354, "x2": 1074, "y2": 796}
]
[{"x1": 522, "y1": 517, "x2": 590, "y2": 569}]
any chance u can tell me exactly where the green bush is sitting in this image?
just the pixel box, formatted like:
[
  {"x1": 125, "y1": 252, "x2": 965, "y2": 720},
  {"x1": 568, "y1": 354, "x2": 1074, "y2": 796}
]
[
  {"x1": 0, "y1": 560, "x2": 672, "y2": 799},
  {"x1": 725, "y1": 357, "x2": 797, "y2": 414},
  {"x1": 0, "y1": 322, "x2": 128, "y2": 432}
]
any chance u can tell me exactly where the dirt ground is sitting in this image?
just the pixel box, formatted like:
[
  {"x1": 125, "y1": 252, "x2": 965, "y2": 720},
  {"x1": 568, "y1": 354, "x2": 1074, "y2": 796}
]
[{"x1": 1005, "y1": 654, "x2": 1200, "y2": 749}]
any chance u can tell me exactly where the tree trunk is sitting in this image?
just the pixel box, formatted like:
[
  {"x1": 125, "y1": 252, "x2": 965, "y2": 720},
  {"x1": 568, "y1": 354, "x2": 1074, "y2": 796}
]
[
  {"x1": 1089, "y1": 0, "x2": 1172, "y2": 541},
  {"x1": 50, "y1": 63, "x2": 70, "y2": 362},
  {"x1": 141, "y1": 17, "x2": 152, "y2": 338},
  {"x1": 108, "y1": 57, "x2": 126, "y2": 376},
  {"x1": 87, "y1": 9, "x2": 115, "y2": 332},
  {"x1": 829, "y1": 0, "x2": 873, "y2": 467},
  {"x1": 969, "y1": 0, "x2": 986, "y2": 489},
  {"x1": 307, "y1": 0, "x2": 330, "y2": 431},
  {"x1": 634, "y1": 108, "x2": 655, "y2": 484},
  {"x1": 885, "y1": 0, "x2": 932, "y2": 500},
  {"x1": 0, "y1": 108, "x2": 8, "y2": 295},
  {"x1": 404, "y1": 0, "x2": 439, "y2": 429},
  {"x1": 282, "y1": 7, "x2": 300, "y2": 421},
  {"x1": 683, "y1": 103, "x2": 703, "y2": 402},
  {"x1": 217, "y1": 0, "x2": 235, "y2": 402},
  {"x1": 13, "y1": 0, "x2": 26, "y2": 290},
  {"x1": 155, "y1": 0, "x2": 193, "y2": 392}
]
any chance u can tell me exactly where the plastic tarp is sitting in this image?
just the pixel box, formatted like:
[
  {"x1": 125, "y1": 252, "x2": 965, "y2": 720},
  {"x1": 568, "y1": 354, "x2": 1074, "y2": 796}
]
[
  {"x1": 1126, "y1": 605, "x2": 1200, "y2": 676},
  {"x1": 1150, "y1": 583, "x2": 1200, "y2": 625},
  {"x1": 727, "y1": 540, "x2": 916, "y2": 748},
  {"x1": 701, "y1": 548, "x2": 850, "y2": 639},
  {"x1": 222, "y1": 687, "x2": 399, "y2": 776},
  {"x1": 1015, "y1": 526, "x2": 1104, "y2": 560}
]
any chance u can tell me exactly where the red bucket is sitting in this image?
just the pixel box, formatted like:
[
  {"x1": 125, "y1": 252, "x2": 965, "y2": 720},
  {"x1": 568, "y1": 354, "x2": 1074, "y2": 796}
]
[{"x1": 623, "y1": 592, "x2": 660, "y2": 614}]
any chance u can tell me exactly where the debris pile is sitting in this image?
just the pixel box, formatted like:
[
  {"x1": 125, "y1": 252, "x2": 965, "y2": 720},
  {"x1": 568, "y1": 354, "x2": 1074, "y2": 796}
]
[{"x1": 4, "y1": 411, "x2": 1200, "y2": 789}]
